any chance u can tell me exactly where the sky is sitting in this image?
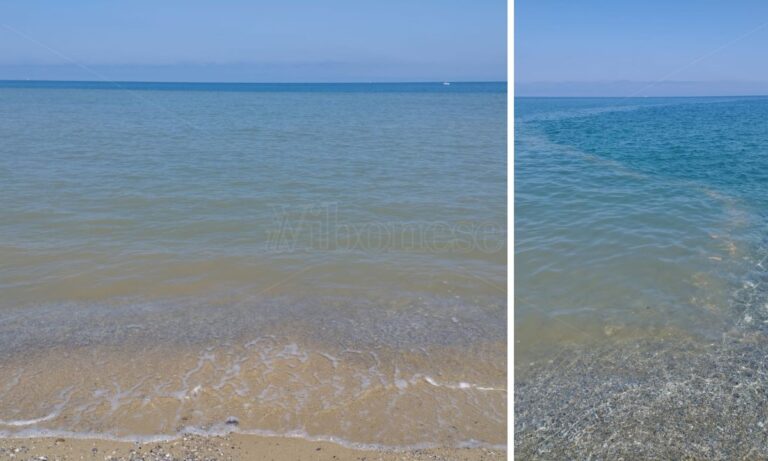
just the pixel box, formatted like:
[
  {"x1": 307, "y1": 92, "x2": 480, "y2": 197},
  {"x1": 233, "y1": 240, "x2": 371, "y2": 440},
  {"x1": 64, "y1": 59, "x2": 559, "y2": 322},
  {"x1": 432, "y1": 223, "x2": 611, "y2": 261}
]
[
  {"x1": 0, "y1": 1, "x2": 506, "y2": 82},
  {"x1": 517, "y1": 1, "x2": 768, "y2": 96}
]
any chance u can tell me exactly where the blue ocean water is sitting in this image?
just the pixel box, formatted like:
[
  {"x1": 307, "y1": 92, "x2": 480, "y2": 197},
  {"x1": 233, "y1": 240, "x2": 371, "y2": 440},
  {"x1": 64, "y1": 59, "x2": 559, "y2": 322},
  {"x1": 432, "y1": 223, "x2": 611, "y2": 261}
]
[
  {"x1": 0, "y1": 81, "x2": 506, "y2": 446},
  {"x1": 516, "y1": 96, "x2": 768, "y2": 356},
  {"x1": 0, "y1": 81, "x2": 506, "y2": 306}
]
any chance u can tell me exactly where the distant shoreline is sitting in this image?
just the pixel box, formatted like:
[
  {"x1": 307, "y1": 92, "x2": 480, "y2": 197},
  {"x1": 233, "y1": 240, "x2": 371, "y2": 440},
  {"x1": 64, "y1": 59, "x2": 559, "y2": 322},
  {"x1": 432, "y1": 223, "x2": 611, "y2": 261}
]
[
  {"x1": 0, "y1": 80, "x2": 507, "y2": 93},
  {"x1": 0, "y1": 79, "x2": 507, "y2": 85}
]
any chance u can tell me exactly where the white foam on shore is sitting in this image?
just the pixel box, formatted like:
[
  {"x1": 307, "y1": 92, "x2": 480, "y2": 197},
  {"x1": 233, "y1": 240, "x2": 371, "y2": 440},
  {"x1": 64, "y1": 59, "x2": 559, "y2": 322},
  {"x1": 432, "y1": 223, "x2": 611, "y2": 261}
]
[
  {"x1": 0, "y1": 413, "x2": 59, "y2": 427},
  {"x1": 0, "y1": 426, "x2": 507, "y2": 452},
  {"x1": 0, "y1": 339, "x2": 506, "y2": 451},
  {"x1": 0, "y1": 386, "x2": 74, "y2": 427},
  {"x1": 422, "y1": 376, "x2": 506, "y2": 392}
]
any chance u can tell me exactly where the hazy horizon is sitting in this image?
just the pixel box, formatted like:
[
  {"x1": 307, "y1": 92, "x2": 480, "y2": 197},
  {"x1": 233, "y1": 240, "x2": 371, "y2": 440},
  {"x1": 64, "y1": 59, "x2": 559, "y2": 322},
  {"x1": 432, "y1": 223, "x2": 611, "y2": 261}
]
[
  {"x1": 0, "y1": 74, "x2": 506, "y2": 84},
  {"x1": 516, "y1": 80, "x2": 768, "y2": 97},
  {"x1": 517, "y1": 1, "x2": 768, "y2": 97},
  {"x1": 0, "y1": 1, "x2": 506, "y2": 82}
]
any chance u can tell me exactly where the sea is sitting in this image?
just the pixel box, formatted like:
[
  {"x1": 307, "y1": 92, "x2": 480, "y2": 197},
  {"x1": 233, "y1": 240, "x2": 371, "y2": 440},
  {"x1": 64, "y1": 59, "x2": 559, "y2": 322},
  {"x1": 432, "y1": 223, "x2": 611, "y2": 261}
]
[
  {"x1": 516, "y1": 96, "x2": 768, "y2": 359},
  {"x1": 0, "y1": 81, "x2": 507, "y2": 448},
  {"x1": 515, "y1": 95, "x2": 768, "y2": 457}
]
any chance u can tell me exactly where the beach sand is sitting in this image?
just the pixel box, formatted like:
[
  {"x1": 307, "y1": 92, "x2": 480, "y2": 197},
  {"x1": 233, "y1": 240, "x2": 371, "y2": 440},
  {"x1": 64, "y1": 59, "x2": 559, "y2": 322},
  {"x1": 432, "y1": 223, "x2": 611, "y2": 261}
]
[
  {"x1": 0, "y1": 433, "x2": 506, "y2": 460},
  {"x1": 0, "y1": 328, "x2": 506, "y2": 451}
]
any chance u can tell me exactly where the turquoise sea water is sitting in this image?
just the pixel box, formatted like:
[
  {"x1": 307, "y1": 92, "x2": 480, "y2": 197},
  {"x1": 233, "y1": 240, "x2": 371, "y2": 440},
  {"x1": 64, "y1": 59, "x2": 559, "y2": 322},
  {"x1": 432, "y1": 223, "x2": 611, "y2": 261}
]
[
  {"x1": 516, "y1": 96, "x2": 768, "y2": 357},
  {"x1": 0, "y1": 82, "x2": 506, "y2": 447}
]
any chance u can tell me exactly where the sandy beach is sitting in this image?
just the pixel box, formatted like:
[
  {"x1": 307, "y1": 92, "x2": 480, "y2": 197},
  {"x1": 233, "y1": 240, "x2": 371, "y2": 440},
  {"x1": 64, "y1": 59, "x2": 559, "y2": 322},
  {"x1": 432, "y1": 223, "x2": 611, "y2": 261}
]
[{"x1": 0, "y1": 433, "x2": 505, "y2": 460}]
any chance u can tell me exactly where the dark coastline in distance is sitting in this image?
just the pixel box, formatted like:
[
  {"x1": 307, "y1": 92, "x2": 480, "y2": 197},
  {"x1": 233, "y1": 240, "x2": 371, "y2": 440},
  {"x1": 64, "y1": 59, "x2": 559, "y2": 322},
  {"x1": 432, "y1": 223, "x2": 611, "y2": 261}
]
[{"x1": 0, "y1": 80, "x2": 507, "y2": 92}]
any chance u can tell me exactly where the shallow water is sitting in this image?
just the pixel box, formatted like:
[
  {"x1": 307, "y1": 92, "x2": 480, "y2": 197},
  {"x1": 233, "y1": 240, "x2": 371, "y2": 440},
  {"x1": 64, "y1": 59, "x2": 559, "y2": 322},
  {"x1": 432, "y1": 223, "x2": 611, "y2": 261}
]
[
  {"x1": 0, "y1": 82, "x2": 507, "y2": 447},
  {"x1": 516, "y1": 96, "x2": 768, "y2": 360},
  {"x1": 514, "y1": 96, "x2": 768, "y2": 457}
]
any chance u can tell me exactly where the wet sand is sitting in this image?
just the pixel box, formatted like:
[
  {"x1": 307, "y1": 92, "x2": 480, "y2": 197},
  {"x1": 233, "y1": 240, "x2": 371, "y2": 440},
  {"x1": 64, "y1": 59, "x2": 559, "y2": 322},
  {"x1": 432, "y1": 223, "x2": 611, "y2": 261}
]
[
  {"x1": 0, "y1": 433, "x2": 506, "y2": 460},
  {"x1": 0, "y1": 338, "x2": 505, "y2": 447}
]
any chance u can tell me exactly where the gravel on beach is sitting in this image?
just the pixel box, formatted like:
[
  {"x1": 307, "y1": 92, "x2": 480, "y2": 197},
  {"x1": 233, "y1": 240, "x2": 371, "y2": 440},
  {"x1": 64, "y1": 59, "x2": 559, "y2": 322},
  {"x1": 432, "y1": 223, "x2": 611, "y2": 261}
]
[
  {"x1": 0, "y1": 433, "x2": 506, "y2": 461},
  {"x1": 515, "y1": 332, "x2": 768, "y2": 460}
]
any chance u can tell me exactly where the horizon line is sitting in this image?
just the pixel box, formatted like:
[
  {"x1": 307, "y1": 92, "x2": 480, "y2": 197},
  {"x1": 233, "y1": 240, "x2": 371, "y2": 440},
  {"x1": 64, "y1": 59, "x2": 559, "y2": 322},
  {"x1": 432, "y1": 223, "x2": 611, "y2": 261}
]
[
  {"x1": 0, "y1": 79, "x2": 508, "y2": 85},
  {"x1": 516, "y1": 94, "x2": 768, "y2": 98},
  {"x1": 515, "y1": 80, "x2": 768, "y2": 97}
]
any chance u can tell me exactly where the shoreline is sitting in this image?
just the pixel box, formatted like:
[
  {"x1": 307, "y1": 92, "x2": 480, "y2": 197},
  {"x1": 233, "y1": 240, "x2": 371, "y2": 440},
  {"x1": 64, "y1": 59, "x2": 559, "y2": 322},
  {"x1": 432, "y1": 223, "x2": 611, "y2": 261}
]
[{"x1": 0, "y1": 432, "x2": 506, "y2": 460}]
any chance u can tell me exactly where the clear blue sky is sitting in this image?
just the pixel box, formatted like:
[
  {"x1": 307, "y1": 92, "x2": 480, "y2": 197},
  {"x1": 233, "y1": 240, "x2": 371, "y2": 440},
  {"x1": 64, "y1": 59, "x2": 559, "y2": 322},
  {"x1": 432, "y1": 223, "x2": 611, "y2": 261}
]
[
  {"x1": 0, "y1": 0, "x2": 506, "y2": 82},
  {"x1": 517, "y1": 1, "x2": 768, "y2": 95}
]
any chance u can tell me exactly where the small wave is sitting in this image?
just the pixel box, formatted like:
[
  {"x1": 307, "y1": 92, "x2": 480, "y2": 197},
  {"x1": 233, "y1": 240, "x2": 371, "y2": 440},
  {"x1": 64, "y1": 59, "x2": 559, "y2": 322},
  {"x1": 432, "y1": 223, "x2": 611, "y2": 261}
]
[
  {"x1": 422, "y1": 376, "x2": 506, "y2": 392},
  {"x1": 0, "y1": 386, "x2": 73, "y2": 427},
  {"x1": 0, "y1": 413, "x2": 59, "y2": 427},
  {"x1": 0, "y1": 426, "x2": 507, "y2": 452}
]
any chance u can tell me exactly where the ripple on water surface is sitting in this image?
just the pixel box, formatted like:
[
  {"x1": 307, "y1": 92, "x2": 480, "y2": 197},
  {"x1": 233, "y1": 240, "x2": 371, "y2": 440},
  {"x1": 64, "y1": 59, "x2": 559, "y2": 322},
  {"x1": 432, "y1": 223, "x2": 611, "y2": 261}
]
[{"x1": 0, "y1": 82, "x2": 507, "y2": 447}]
